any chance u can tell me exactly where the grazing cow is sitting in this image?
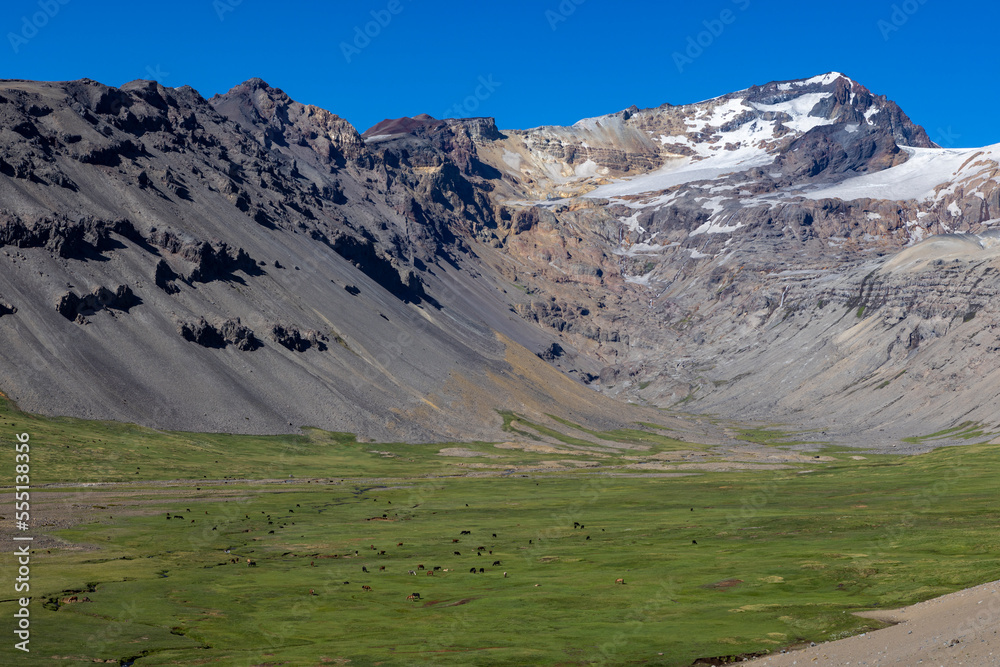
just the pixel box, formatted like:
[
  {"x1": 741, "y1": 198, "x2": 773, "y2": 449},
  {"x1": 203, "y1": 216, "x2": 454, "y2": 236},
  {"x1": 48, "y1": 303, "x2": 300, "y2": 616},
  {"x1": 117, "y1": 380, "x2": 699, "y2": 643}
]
[
  {"x1": 406, "y1": 594, "x2": 420, "y2": 601},
  {"x1": 470, "y1": 567, "x2": 477, "y2": 573},
  {"x1": 343, "y1": 581, "x2": 350, "y2": 585},
  {"x1": 408, "y1": 570, "x2": 416, "y2": 575},
  {"x1": 615, "y1": 578, "x2": 625, "y2": 585},
  {"x1": 371, "y1": 545, "x2": 376, "y2": 550},
  {"x1": 493, "y1": 560, "x2": 501, "y2": 566},
  {"x1": 379, "y1": 566, "x2": 386, "y2": 571},
  {"x1": 247, "y1": 559, "x2": 257, "y2": 567},
  {"x1": 479, "y1": 568, "x2": 484, "y2": 573},
  {"x1": 454, "y1": 551, "x2": 461, "y2": 556},
  {"x1": 427, "y1": 570, "x2": 434, "y2": 576},
  {"x1": 362, "y1": 566, "x2": 369, "y2": 573},
  {"x1": 379, "y1": 550, "x2": 386, "y2": 555},
  {"x1": 417, "y1": 564, "x2": 425, "y2": 570},
  {"x1": 461, "y1": 530, "x2": 471, "y2": 535},
  {"x1": 574, "y1": 522, "x2": 580, "y2": 529},
  {"x1": 361, "y1": 585, "x2": 372, "y2": 592},
  {"x1": 477, "y1": 546, "x2": 485, "y2": 551},
  {"x1": 503, "y1": 571, "x2": 508, "y2": 578},
  {"x1": 586, "y1": 536, "x2": 591, "y2": 540},
  {"x1": 452, "y1": 539, "x2": 460, "y2": 543},
  {"x1": 397, "y1": 542, "x2": 403, "y2": 546},
  {"x1": 529, "y1": 540, "x2": 532, "y2": 544},
  {"x1": 309, "y1": 589, "x2": 317, "y2": 596},
  {"x1": 692, "y1": 540, "x2": 698, "y2": 545},
  {"x1": 493, "y1": 533, "x2": 497, "y2": 538},
  {"x1": 433, "y1": 566, "x2": 441, "y2": 571},
  {"x1": 580, "y1": 525, "x2": 584, "y2": 529}
]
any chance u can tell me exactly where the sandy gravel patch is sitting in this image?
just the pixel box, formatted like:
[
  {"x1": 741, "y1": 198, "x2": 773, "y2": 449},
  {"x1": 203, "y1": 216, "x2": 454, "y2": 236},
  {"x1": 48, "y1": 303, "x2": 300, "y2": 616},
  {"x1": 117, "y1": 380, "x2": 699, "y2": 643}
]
[
  {"x1": 624, "y1": 462, "x2": 794, "y2": 472},
  {"x1": 746, "y1": 579, "x2": 1000, "y2": 666},
  {"x1": 437, "y1": 447, "x2": 500, "y2": 458}
]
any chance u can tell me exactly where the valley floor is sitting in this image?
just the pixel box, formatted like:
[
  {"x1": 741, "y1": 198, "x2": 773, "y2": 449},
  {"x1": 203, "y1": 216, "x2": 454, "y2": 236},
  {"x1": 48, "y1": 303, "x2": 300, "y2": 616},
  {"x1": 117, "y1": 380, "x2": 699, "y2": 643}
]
[{"x1": 1, "y1": 400, "x2": 999, "y2": 665}]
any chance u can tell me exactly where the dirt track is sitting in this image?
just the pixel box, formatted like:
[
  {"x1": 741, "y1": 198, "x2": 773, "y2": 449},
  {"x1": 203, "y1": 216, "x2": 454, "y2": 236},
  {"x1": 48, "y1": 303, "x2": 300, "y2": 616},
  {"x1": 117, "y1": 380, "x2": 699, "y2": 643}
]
[{"x1": 746, "y1": 579, "x2": 1000, "y2": 665}]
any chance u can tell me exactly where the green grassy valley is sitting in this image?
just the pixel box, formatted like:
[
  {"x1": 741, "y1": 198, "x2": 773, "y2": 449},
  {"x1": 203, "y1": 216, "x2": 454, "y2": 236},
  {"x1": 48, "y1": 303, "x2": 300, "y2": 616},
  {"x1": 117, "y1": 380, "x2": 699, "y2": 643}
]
[{"x1": 2, "y1": 399, "x2": 999, "y2": 665}]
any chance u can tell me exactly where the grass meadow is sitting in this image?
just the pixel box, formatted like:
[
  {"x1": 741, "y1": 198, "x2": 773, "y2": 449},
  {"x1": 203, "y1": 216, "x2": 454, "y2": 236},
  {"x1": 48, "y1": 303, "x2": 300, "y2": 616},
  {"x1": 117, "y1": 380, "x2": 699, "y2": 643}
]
[{"x1": 1, "y1": 399, "x2": 999, "y2": 665}]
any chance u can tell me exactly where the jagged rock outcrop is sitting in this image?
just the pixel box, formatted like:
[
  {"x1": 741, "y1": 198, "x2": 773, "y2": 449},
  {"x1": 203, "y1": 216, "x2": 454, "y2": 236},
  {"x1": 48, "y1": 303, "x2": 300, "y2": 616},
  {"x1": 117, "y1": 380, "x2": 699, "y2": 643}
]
[
  {"x1": 147, "y1": 228, "x2": 261, "y2": 284},
  {"x1": 0, "y1": 211, "x2": 140, "y2": 258},
  {"x1": 269, "y1": 324, "x2": 328, "y2": 352},
  {"x1": 56, "y1": 285, "x2": 139, "y2": 322},
  {"x1": 178, "y1": 317, "x2": 260, "y2": 351}
]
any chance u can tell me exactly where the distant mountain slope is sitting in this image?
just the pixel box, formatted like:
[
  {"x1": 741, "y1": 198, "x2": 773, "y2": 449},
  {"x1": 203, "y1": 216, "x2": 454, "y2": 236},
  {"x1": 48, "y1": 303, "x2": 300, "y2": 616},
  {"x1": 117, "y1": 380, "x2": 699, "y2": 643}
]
[
  {"x1": 0, "y1": 78, "x2": 617, "y2": 440},
  {"x1": 0, "y1": 73, "x2": 997, "y2": 445}
]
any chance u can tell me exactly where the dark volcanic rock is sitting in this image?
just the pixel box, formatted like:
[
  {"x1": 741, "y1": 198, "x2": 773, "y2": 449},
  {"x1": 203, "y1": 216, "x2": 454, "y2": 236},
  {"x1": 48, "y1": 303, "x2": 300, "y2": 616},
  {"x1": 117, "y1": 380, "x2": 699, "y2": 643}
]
[
  {"x1": 153, "y1": 259, "x2": 180, "y2": 294},
  {"x1": 218, "y1": 318, "x2": 261, "y2": 351},
  {"x1": 56, "y1": 285, "x2": 139, "y2": 321},
  {"x1": 147, "y1": 228, "x2": 260, "y2": 284},
  {"x1": 178, "y1": 317, "x2": 226, "y2": 349},
  {"x1": 269, "y1": 324, "x2": 327, "y2": 352},
  {"x1": 0, "y1": 212, "x2": 139, "y2": 259},
  {"x1": 178, "y1": 317, "x2": 260, "y2": 350},
  {"x1": 537, "y1": 343, "x2": 565, "y2": 361}
]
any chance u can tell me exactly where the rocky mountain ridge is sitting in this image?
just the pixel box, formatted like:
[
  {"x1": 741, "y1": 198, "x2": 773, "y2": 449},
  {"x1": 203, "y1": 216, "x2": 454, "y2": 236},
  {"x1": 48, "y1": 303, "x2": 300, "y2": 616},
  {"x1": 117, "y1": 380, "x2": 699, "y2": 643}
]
[{"x1": 0, "y1": 73, "x2": 997, "y2": 446}]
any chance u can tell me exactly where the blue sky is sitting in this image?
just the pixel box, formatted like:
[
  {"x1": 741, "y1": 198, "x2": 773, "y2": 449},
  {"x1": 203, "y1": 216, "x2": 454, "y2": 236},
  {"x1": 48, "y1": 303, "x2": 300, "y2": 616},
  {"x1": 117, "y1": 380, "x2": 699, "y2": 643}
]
[{"x1": 2, "y1": 0, "x2": 997, "y2": 147}]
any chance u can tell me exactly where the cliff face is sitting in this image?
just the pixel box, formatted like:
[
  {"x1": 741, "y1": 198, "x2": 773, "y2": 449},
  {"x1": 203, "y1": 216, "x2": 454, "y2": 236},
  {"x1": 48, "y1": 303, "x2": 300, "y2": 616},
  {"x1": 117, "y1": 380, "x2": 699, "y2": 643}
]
[
  {"x1": 0, "y1": 77, "x2": 622, "y2": 440},
  {"x1": 0, "y1": 73, "x2": 997, "y2": 445}
]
